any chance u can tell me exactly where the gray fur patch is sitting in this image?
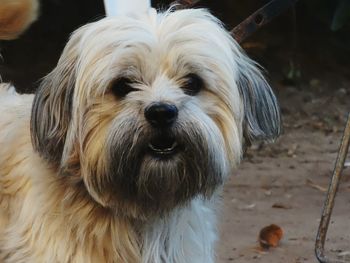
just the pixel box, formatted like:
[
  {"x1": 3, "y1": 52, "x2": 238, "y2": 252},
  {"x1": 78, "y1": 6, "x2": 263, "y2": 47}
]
[{"x1": 237, "y1": 56, "x2": 282, "y2": 145}]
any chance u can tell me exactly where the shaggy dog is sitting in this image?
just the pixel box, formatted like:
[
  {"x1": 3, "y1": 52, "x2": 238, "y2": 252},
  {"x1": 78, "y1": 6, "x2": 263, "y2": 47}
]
[{"x1": 0, "y1": 6, "x2": 281, "y2": 263}]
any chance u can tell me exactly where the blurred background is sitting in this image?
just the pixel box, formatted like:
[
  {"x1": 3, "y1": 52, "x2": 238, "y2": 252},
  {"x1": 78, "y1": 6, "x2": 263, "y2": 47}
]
[
  {"x1": 0, "y1": 1, "x2": 349, "y2": 262},
  {"x1": 1, "y1": 0, "x2": 350, "y2": 93}
]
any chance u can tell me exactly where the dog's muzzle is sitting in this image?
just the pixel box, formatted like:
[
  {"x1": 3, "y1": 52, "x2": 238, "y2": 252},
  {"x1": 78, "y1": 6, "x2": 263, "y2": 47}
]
[{"x1": 101, "y1": 101, "x2": 224, "y2": 216}]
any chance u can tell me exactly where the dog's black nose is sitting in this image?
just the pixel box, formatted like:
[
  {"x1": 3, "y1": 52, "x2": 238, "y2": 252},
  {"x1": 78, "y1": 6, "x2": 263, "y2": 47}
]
[{"x1": 145, "y1": 102, "x2": 178, "y2": 127}]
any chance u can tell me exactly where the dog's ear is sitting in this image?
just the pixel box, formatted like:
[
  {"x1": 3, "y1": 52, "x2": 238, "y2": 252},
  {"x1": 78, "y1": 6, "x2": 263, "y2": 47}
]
[
  {"x1": 235, "y1": 52, "x2": 281, "y2": 145},
  {"x1": 31, "y1": 32, "x2": 81, "y2": 164}
]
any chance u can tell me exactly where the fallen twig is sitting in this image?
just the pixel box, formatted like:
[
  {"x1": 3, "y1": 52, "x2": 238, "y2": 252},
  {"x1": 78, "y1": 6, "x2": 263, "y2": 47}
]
[{"x1": 306, "y1": 179, "x2": 327, "y2": 193}]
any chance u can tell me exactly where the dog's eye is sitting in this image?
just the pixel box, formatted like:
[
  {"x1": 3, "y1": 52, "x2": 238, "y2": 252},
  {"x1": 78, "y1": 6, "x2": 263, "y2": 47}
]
[
  {"x1": 111, "y1": 77, "x2": 137, "y2": 98},
  {"x1": 182, "y1": 74, "x2": 204, "y2": 96}
]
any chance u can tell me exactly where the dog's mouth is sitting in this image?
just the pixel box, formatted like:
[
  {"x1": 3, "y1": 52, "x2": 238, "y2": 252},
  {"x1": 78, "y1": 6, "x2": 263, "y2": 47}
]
[{"x1": 148, "y1": 134, "x2": 179, "y2": 157}]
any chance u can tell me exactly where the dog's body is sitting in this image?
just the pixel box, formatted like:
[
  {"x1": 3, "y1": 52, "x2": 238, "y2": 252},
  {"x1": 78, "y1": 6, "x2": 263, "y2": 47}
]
[
  {"x1": 0, "y1": 88, "x2": 216, "y2": 262},
  {"x1": 0, "y1": 7, "x2": 280, "y2": 263},
  {"x1": 0, "y1": 90, "x2": 216, "y2": 262}
]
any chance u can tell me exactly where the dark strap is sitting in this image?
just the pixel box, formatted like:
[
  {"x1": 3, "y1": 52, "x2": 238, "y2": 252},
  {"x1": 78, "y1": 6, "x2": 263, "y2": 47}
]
[
  {"x1": 172, "y1": 0, "x2": 299, "y2": 43},
  {"x1": 173, "y1": 0, "x2": 200, "y2": 9},
  {"x1": 231, "y1": 0, "x2": 299, "y2": 43}
]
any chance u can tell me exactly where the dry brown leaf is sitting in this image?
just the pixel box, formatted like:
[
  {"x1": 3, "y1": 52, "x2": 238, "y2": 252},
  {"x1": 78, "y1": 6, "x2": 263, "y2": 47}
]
[
  {"x1": 272, "y1": 203, "x2": 292, "y2": 209},
  {"x1": 287, "y1": 143, "x2": 298, "y2": 157},
  {"x1": 258, "y1": 224, "x2": 284, "y2": 249}
]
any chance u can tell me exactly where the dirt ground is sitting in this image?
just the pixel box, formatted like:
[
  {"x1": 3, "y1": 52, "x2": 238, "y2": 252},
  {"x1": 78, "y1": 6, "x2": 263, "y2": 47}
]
[{"x1": 217, "y1": 79, "x2": 350, "y2": 263}]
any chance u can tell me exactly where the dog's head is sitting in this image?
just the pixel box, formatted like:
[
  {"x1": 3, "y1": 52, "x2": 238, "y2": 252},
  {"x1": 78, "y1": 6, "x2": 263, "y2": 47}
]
[{"x1": 31, "y1": 8, "x2": 281, "y2": 217}]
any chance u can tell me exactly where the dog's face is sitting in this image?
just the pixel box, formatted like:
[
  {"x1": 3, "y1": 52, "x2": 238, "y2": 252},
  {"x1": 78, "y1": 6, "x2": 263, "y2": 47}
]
[{"x1": 31, "y1": 9, "x2": 280, "y2": 217}]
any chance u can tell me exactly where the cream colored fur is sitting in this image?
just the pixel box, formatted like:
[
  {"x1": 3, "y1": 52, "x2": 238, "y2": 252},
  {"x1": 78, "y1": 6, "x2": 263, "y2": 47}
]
[
  {"x1": 0, "y1": 83, "x2": 217, "y2": 262},
  {"x1": 0, "y1": 7, "x2": 280, "y2": 263}
]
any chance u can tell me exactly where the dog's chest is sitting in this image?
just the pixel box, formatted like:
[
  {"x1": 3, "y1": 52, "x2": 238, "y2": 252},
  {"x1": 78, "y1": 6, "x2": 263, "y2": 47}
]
[{"x1": 1, "y1": 192, "x2": 216, "y2": 263}]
